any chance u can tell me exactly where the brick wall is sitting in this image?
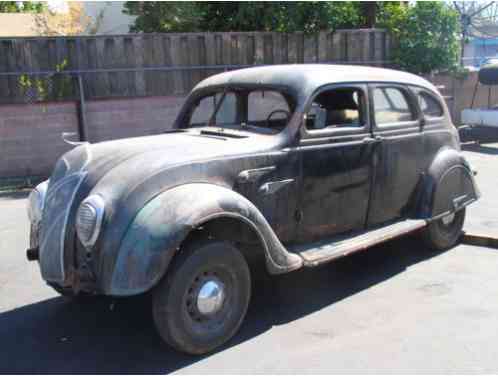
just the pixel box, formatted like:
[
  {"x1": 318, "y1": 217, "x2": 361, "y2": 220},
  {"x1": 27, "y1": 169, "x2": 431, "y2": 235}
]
[
  {"x1": 0, "y1": 96, "x2": 185, "y2": 179},
  {"x1": 86, "y1": 96, "x2": 184, "y2": 142},
  {"x1": 0, "y1": 102, "x2": 78, "y2": 179}
]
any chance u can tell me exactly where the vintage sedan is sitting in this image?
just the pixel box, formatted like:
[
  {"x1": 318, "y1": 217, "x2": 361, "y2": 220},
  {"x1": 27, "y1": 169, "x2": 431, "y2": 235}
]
[{"x1": 27, "y1": 65, "x2": 479, "y2": 354}]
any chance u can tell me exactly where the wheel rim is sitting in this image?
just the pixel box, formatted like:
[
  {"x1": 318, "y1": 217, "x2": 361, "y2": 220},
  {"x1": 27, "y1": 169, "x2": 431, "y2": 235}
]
[
  {"x1": 185, "y1": 269, "x2": 233, "y2": 332},
  {"x1": 197, "y1": 279, "x2": 225, "y2": 315}
]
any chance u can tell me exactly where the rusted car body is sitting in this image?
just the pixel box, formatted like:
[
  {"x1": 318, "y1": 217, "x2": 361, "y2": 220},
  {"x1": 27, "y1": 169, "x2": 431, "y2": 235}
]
[{"x1": 27, "y1": 65, "x2": 479, "y2": 354}]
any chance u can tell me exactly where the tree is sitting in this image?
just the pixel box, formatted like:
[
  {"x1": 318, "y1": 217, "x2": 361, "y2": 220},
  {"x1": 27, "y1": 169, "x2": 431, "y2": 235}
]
[
  {"x1": 34, "y1": 2, "x2": 104, "y2": 36},
  {"x1": 361, "y1": 2, "x2": 377, "y2": 28},
  {"x1": 123, "y1": 2, "x2": 201, "y2": 33},
  {"x1": 124, "y1": 1, "x2": 460, "y2": 74},
  {"x1": 452, "y1": 2, "x2": 498, "y2": 66},
  {"x1": 0, "y1": 1, "x2": 45, "y2": 13},
  {"x1": 124, "y1": 2, "x2": 364, "y2": 33},
  {"x1": 378, "y1": 2, "x2": 460, "y2": 74}
]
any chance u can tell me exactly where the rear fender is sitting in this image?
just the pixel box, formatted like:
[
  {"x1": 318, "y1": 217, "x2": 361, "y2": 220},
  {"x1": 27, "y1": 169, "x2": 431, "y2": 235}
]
[
  {"x1": 417, "y1": 147, "x2": 480, "y2": 220},
  {"x1": 106, "y1": 183, "x2": 302, "y2": 296}
]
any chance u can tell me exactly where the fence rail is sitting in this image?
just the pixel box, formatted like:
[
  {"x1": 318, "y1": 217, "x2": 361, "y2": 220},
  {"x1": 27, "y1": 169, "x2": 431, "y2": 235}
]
[{"x1": 0, "y1": 30, "x2": 391, "y2": 103}]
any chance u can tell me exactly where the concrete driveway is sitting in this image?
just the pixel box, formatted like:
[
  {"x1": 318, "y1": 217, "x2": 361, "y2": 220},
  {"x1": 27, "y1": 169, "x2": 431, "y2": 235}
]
[
  {"x1": 0, "y1": 144, "x2": 497, "y2": 373},
  {"x1": 462, "y1": 142, "x2": 498, "y2": 237}
]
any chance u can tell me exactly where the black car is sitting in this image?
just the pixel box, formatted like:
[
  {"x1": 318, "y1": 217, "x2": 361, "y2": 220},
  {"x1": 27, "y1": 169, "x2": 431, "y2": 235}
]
[{"x1": 27, "y1": 65, "x2": 479, "y2": 354}]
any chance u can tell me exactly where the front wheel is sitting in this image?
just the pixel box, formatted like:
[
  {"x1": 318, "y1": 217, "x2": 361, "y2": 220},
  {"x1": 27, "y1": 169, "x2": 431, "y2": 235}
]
[
  {"x1": 422, "y1": 208, "x2": 466, "y2": 251},
  {"x1": 152, "y1": 240, "x2": 251, "y2": 355}
]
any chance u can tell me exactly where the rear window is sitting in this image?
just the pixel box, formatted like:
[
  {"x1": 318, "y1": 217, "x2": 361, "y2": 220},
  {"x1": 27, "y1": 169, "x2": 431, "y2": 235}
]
[
  {"x1": 419, "y1": 92, "x2": 444, "y2": 118},
  {"x1": 373, "y1": 87, "x2": 415, "y2": 126}
]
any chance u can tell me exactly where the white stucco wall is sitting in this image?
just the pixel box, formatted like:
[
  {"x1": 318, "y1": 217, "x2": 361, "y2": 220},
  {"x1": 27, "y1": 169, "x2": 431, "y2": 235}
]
[
  {"x1": 82, "y1": 1, "x2": 136, "y2": 35},
  {"x1": 0, "y1": 13, "x2": 38, "y2": 36}
]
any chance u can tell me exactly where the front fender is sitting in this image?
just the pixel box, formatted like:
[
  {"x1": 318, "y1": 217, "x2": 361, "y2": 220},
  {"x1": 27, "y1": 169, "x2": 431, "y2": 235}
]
[
  {"x1": 418, "y1": 147, "x2": 480, "y2": 220},
  {"x1": 105, "y1": 183, "x2": 302, "y2": 296}
]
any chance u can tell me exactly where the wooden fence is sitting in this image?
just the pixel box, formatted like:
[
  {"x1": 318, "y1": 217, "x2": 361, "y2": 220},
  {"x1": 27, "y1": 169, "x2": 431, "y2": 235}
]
[{"x1": 0, "y1": 29, "x2": 391, "y2": 103}]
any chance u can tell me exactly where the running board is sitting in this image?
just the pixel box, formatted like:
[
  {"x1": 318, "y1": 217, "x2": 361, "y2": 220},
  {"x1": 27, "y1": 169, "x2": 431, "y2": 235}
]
[{"x1": 289, "y1": 219, "x2": 427, "y2": 267}]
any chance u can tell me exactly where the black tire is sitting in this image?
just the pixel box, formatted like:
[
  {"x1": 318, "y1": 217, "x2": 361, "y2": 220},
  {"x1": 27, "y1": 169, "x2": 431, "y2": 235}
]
[
  {"x1": 422, "y1": 208, "x2": 466, "y2": 251},
  {"x1": 51, "y1": 285, "x2": 96, "y2": 302},
  {"x1": 152, "y1": 240, "x2": 251, "y2": 355}
]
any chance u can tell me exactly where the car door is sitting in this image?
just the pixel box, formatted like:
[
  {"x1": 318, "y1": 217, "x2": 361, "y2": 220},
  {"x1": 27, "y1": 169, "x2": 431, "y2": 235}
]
[
  {"x1": 296, "y1": 84, "x2": 376, "y2": 243},
  {"x1": 367, "y1": 84, "x2": 423, "y2": 227}
]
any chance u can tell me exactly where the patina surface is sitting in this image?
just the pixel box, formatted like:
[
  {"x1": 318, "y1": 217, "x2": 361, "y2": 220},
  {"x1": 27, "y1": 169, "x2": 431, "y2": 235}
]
[{"x1": 29, "y1": 64, "x2": 479, "y2": 296}]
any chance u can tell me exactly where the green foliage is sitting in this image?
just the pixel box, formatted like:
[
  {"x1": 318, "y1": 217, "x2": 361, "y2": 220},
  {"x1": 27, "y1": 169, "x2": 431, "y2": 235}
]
[
  {"x1": 124, "y1": 1, "x2": 460, "y2": 74},
  {"x1": 377, "y1": 2, "x2": 460, "y2": 74},
  {"x1": 123, "y1": 2, "x2": 201, "y2": 33},
  {"x1": 0, "y1": 1, "x2": 45, "y2": 13},
  {"x1": 19, "y1": 59, "x2": 72, "y2": 102},
  {"x1": 124, "y1": 2, "x2": 364, "y2": 33},
  {"x1": 196, "y1": 2, "x2": 363, "y2": 33}
]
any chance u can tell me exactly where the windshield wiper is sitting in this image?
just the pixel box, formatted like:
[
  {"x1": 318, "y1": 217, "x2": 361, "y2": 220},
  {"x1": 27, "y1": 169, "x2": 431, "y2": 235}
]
[{"x1": 206, "y1": 86, "x2": 228, "y2": 129}]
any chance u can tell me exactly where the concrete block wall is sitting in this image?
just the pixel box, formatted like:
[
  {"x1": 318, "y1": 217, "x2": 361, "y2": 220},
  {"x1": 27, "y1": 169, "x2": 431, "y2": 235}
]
[
  {"x1": 0, "y1": 102, "x2": 78, "y2": 178},
  {"x1": 86, "y1": 96, "x2": 184, "y2": 142},
  {"x1": 0, "y1": 96, "x2": 185, "y2": 179}
]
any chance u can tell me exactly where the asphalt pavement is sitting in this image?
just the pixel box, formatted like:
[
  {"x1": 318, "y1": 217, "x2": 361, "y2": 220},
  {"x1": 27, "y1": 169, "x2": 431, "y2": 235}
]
[{"x1": 0, "y1": 143, "x2": 497, "y2": 373}]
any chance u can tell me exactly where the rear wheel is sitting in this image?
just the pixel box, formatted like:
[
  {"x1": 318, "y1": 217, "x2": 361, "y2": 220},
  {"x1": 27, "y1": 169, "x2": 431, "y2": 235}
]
[
  {"x1": 152, "y1": 240, "x2": 251, "y2": 355},
  {"x1": 422, "y1": 208, "x2": 466, "y2": 251}
]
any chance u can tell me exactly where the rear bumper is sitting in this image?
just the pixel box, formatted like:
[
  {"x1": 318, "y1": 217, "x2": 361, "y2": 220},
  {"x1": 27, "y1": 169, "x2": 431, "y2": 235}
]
[{"x1": 459, "y1": 124, "x2": 498, "y2": 144}]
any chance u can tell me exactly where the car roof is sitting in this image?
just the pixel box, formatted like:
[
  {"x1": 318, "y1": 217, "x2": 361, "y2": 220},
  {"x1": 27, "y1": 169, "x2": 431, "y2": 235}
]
[{"x1": 193, "y1": 64, "x2": 439, "y2": 101}]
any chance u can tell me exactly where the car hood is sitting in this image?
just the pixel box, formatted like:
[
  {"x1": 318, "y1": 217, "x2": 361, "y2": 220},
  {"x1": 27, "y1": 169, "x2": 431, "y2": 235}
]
[{"x1": 55, "y1": 129, "x2": 273, "y2": 188}]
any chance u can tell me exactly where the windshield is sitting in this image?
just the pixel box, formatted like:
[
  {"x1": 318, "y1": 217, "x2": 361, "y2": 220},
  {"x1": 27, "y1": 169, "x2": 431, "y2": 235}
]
[{"x1": 187, "y1": 88, "x2": 294, "y2": 134}]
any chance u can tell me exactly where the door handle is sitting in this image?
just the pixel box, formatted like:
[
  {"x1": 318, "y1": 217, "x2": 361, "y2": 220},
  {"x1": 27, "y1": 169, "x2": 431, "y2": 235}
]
[
  {"x1": 363, "y1": 136, "x2": 383, "y2": 145},
  {"x1": 363, "y1": 136, "x2": 384, "y2": 145}
]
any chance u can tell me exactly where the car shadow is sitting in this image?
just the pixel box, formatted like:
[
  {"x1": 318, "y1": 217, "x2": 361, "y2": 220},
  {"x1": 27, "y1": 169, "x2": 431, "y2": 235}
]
[
  {"x1": 0, "y1": 234, "x2": 449, "y2": 374},
  {"x1": 461, "y1": 142, "x2": 498, "y2": 155},
  {"x1": 0, "y1": 190, "x2": 30, "y2": 201}
]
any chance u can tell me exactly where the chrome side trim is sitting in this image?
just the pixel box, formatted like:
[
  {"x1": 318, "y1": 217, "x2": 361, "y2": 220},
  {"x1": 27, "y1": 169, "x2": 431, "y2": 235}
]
[
  {"x1": 237, "y1": 166, "x2": 276, "y2": 183},
  {"x1": 259, "y1": 178, "x2": 295, "y2": 195}
]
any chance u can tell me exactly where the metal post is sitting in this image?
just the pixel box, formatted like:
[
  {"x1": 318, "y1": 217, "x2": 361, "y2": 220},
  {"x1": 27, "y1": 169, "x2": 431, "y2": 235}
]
[
  {"x1": 488, "y1": 86, "x2": 492, "y2": 108},
  {"x1": 471, "y1": 80, "x2": 479, "y2": 108},
  {"x1": 76, "y1": 74, "x2": 88, "y2": 142}
]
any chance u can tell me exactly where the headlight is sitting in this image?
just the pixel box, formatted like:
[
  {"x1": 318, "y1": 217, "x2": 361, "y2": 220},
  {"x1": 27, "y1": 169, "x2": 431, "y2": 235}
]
[
  {"x1": 27, "y1": 180, "x2": 49, "y2": 224},
  {"x1": 76, "y1": 195, "x2": 105, "y2": 248}
]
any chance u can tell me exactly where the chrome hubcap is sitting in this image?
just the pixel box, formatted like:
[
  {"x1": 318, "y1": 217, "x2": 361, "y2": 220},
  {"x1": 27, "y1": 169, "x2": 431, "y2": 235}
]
[
  {"x1": 442, "y1": 213, "x2": 455, "y2": 226},
  {"x1": 196, "y1": 279, "x2": 225, "y2": 315}
]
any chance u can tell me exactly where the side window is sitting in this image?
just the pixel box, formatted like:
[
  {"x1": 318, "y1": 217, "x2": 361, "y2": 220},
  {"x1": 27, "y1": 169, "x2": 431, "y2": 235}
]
[
  {"x1": 189, "y1": 92, "x2": 237, "y2": 126},
  {"x1": 248, "y1": 91, "x2": 290, "y2": 123},
  {"x1": 419, "y1": 91, "x2": 444, "y2": 118},
  {"x1": 306, "y1": 87, "x2": 365, "y2": 131},
  {"x1": 373, "y1": 87, "x2": 415, "y2": 126}
]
